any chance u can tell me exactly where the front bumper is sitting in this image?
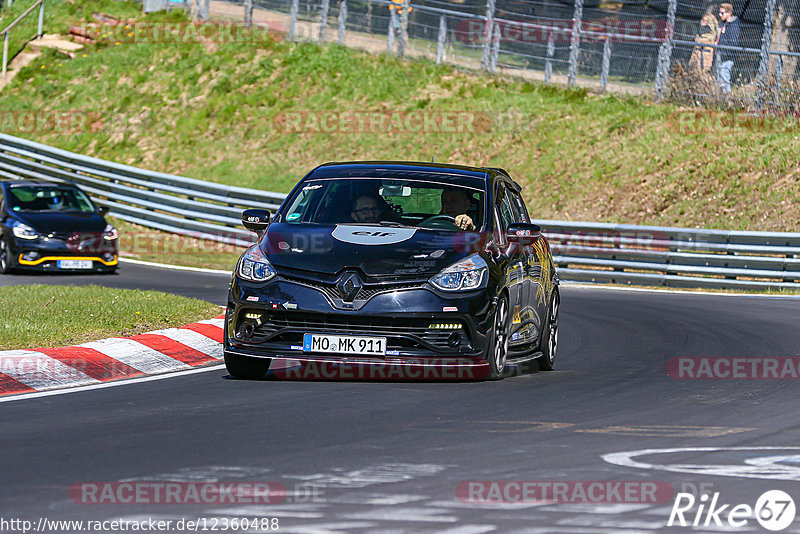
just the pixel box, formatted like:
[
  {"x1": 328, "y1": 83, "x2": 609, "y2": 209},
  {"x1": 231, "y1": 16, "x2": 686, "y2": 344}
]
[
  {"x1": 225, "y1": 277, "x2": 496, "y2": 369},
  {"x1": 10, "y1": 237, "x2": 118, "y2": 272}
]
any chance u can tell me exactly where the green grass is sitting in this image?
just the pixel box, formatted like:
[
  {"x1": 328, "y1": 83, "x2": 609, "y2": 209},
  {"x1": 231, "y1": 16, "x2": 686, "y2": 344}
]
[
  {"x1": 0, "y1": 284, "x2": 221, "y2": 350},
  {"x1": 2, "y1": 1, "x2": 800, "y2": 234},
  {"x1": 0, "y1": 0, "x2": 141, "y2": 65}
]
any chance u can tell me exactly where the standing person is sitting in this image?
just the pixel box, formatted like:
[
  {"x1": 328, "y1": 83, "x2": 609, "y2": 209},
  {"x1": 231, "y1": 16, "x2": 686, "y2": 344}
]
[
  {"x1": 389, "y1": 0, "x2": 412, "y2": 33},
  {"x1": 716, "y1": 3, "x2": 741, "y2": 93},
  {"x1": 689, "y1": 12, "x2": 719, "y2": 74}
]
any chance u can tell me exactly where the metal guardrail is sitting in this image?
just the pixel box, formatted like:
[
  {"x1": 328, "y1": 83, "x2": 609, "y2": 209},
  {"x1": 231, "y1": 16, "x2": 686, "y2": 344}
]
[
  {"x1": 538, "y1": 220, "x2": 800, "y2": 290},
  {"x1": 0, "y1": 133, "x2": 284, "y2": 247},
  {"x1": 1, "y1": 132, "x2": 799, "y2": 290},
  {"x1": 1, "y1": 0, "x2": 44, "y2": 79}
]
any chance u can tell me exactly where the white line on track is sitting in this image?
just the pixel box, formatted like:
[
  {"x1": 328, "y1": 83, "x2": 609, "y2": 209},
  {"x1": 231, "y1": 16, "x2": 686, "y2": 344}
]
[
  {"x1": 119, "y1": 257, "x2": 232, "y2": 274},
  {"x1": 561, "y1": 281, "x2": 800, "y2": 299},
  {"x1": 0, "y1": 363, "x2": 226, "y2": 404}
]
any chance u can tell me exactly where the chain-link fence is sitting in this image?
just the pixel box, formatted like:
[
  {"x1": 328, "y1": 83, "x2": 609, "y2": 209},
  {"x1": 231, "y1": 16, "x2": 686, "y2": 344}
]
[{"x1": 181, "y1": 0, "x2": 800, "y2": 113}]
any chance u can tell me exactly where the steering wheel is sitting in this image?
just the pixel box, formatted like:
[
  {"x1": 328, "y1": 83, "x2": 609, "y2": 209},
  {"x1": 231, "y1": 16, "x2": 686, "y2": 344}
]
[{"x1": 418, "y1": 215, "x2": 461, "y2": 230}]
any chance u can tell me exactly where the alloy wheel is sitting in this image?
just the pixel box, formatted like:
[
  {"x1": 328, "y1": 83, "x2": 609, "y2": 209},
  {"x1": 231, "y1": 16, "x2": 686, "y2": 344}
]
[
  {"x1": 0, "y1": 239, "x2": 8, "y2": 274},
  {"x1": 547, "y1": 294, "x2": 559, "y2": 365},
  {"x1": 493, "y1": 298, "x2": 509, "y2": 373}
]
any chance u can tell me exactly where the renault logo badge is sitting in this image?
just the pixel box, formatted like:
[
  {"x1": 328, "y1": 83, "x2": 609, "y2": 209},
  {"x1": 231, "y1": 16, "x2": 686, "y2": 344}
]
[{"x1": 337, "y1": 272, "x2": 362, "y2": 301}]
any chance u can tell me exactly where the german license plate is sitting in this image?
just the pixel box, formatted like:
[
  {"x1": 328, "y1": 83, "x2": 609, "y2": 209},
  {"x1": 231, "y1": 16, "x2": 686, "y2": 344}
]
[
  {"x1": 57, "y1": 260, "x2": 93, "y2": 269},
  {"x1": 303, "y1": 333, "x2": 387, "y2": 356}
]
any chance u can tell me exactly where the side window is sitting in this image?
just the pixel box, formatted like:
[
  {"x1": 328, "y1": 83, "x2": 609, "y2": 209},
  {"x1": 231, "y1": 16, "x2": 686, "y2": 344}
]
[
  {"x1": 493, "y1": 183, "x2": 516, "y2": 246},
  {"x1": 497, "y1": 185, "x2": 515, "y2": 230},
  {"x1": 493, "y1": 206, "x2": 505, "y2": 246},
  {"x1": 509, "y1": 189, "x2": 530, "y2": 223}
]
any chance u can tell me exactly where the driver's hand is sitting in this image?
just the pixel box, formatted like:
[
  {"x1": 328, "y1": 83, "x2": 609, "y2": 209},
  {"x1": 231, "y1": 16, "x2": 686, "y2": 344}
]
[{"x1": 455, "y1": 214, "x2": 475, "y2": 231}]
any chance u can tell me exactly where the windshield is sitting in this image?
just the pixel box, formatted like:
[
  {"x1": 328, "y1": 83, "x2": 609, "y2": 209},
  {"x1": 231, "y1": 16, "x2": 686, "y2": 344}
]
[
  {"x1": 282, "y1": 177, "x2": 485, "y2": 232},
  {"x1": 7, "y1": 185, "x2": 96, "y2": 213}
]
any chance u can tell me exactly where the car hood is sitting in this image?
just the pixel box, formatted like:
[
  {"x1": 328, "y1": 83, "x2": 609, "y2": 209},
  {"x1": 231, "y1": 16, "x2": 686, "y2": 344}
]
[
  {"x1": 262, "y1": 223, "x2": 485, "y2": 279},
  {"x1": 14, "y1": 212, "x2": 106, "y2": 235}
]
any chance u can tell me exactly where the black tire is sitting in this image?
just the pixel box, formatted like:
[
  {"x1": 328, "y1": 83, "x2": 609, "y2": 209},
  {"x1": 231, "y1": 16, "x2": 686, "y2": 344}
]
[
  {"x1": 0, "y1": 236, "x2": 12, "y2": 275},
  {"x1": 224, "y1": 351, "x2": 271, "y2": 379},
  {"x1": 538, "y1": 288, "x2": 560, "y2": 371},
  {"x1": 487, "y1": 295, "x2": 511, "y2": 380}
]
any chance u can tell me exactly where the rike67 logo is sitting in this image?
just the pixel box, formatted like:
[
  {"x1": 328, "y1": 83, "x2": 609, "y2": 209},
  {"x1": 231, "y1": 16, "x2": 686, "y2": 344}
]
[{"x1": 668, "y1": 489, "x2": 796, "y2": 531}]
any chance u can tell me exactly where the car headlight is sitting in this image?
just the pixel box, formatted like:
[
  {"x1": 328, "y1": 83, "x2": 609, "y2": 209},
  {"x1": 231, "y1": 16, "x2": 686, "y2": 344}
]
[
  {"x1": 237, "y1": 246, "x2": 276, "y2": 282},
  {"x1": 12, "y1": 224, "x2": 39, "y2": 240},
  {"x1": 102, "y1": 224, "x2": 118, "y2": 241},
  {"x1": 430, "y1": 253, "x2": 488, "y2": 291}
]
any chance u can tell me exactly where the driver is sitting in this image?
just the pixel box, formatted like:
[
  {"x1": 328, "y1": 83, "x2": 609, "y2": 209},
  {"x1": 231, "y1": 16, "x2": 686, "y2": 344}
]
[
  {"x1": 350, "y1": 195, "x2": 383, "y2": 223},
  {"x1": 441, "y1": 188, "x2": 476, "y2": 231},
  {"x1": 46, "y1": 193, "x2": 64, "y2": 211}
]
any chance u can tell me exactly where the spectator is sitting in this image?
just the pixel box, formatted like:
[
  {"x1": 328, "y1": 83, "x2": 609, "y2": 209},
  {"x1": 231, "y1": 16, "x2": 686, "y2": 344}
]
[
  {"x1": 389, "y1": 0, "x2": 412, "y2": 31},
  {"x1": 689, "y1": 12, "x2": 719, "y2": 73},
  {"x1": 716, "y1": 3, "x2": 741, "y2": 93}
]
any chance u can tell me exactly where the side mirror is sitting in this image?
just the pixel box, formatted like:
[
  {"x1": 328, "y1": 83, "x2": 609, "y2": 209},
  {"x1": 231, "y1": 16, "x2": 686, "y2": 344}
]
[
  {"x1": 242, "y1": 209, "x2": 271, "y2": 238},
  {"x1": 506, "y1": 223, "x2": 541, "y2": 246},
  {"x1": 97, "y1": 206, "x2": 110, "y2": 215}
]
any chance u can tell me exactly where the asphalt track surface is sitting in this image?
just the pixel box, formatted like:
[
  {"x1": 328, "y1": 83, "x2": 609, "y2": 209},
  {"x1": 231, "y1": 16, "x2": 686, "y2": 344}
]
[
  {"x1": 0, "y1": 261, "x2": 231, "y2": 305},
  {"x1": 2, "y1": 262, "x2": 800, "y2": 533}
]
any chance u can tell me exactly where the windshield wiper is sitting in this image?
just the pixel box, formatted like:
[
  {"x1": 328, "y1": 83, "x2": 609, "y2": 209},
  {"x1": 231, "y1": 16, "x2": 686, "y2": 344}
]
[{"x1": 379, "y1": 220, "x2": 413, "y2": 228}]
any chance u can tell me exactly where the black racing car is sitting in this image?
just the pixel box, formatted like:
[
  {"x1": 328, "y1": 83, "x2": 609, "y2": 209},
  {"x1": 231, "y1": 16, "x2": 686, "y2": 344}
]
[
  {"x1": 224, "y1": 162, "x2": 559, "y2": 380},
  {"x1": 0, "y1": 180, "x2": 118, "y2": 274}
]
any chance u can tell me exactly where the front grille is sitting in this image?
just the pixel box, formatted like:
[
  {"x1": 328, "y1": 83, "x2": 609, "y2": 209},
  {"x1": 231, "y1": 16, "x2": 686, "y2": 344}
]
[
  {"x1": 280, "y1": 274, "x2": 425, "y2": 303},
  {"x1": 244, "y1": 311, "x2": 469, "y2": 352}
]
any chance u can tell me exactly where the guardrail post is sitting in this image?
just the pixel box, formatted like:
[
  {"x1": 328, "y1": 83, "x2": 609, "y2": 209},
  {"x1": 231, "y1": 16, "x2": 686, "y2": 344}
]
[
  {"x1": 436, "y1": 14, "x2": 446, "y2": 64},
  {"x1": 289, "y1": 0, "x2": 298, "y2": 40},
  {"x1": 397, "y1": 0, "x2": 410, "y2": 57},
  {"x1": 567, "y1": 0, "x2": 583, "y2": 86},
  {"x1": 600, "y1": 34, "x2": 611, "y2": 92},
  {"x1": 756, "y1": 0, "x2": 778, "y2": 109},
  {"x1": 2, "y1": 32, "x2": 8, "y2": 80},
  {"x1": 489, "y1": 22, "x2": 500, "y2": 73},
  {"x1": 544, "y1": 30, "x2": 554, "y2": 83},
  {"x1": 338, "y1": 0, "x2": 347, "y2": 44},
  {"x1": 318, "y1": 0, "x2": 330, "y2": 43},
  {"x1": 387, "y1": 9, "x2": 396, "y2": 53},
  {"x1": 480, "y1": 0, "x2": 495, "y2": 71},
  {"x1": 37, "y1": 0, "x2": 44, "y2": 39},
  {"x1": 654, "y1": 0, "x2": 676, "y2": 100},
  {"x1": 244, "y1": 0, "x2": 254, "y2": 26}
]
